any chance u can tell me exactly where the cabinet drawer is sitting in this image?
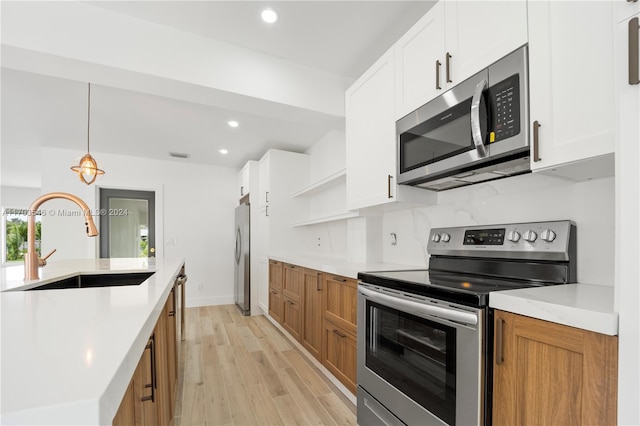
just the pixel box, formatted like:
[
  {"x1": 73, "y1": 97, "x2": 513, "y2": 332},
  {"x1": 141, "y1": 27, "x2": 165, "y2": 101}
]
[
  {"x1": 269, "y1": 260, "x2": 283, "y2": 292},
  {"x1": 283, "y1": 263, "x2": 303, "y2": 302},
  {"x1": 322, "y1": 320, "x2": 357, "y2": 394},
  {"x1": 283, "y1": 296, "x2": 302, "y2": 341},
  {"x1": 323, "y1": 275, "x2": 357, "y2": 335},
  {"x1": 269, "y1": 289, "x2": 284, "y2": 324}
]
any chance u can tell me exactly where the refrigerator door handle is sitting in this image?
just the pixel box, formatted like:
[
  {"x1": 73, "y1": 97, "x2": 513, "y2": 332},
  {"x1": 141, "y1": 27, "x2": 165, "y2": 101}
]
[{"x1": 235, "y1": 227, "x2": 241, "y2": 265}]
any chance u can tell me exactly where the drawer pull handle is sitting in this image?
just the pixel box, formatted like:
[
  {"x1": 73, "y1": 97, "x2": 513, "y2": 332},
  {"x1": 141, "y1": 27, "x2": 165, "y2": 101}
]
[
  {"x1": 332, "y1": 329, "x2": 346, "y2": 338},
  {"x1": 332, "y1": 276, "x2": 347, "y2": 282}
]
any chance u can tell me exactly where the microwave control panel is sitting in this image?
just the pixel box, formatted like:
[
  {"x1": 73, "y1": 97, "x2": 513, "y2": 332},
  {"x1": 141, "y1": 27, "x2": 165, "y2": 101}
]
[{"x1": 490, "y1": 74, "x2": 520, "y2": 142}]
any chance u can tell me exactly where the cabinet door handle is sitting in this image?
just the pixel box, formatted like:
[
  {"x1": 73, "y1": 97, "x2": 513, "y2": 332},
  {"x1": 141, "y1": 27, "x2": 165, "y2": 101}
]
[
  {"x1": 630, "y1": 17, "x2": 639, "y2": 85},
  {"x1": 169, "y1": 287, "x2": 176, "y2": 317},
  {"x1": 332, "y1": 329, "x2": 346, "y2": 338},
  {"x1": 533, "y1": 121, "x2": 542, "y2": 162},
  {"x1": 317, "y1": 273, "x2": 322, "y2": 291},
  {"x1": 265, "y1": 205, "x2": 269, "y2": 217},
  {"x1": 265, "y1": 191, "x2": 269, "y2": 203},
  {"x1": 496, "y1": 318, "x2": 505, "y2": 365},
  {"x1": 445, "y1": 52, "x2": 452, "y2": 83},
  {"x1": 240, "y1": 186, "x2": 244, "y2": 196},
  {"x1": 141, "y1": 336, "x2": 156, "y2": 402},
  {"x1": 387, "y1": 175, "x2": 393, "y2": 199},
  {"x1": 435, "y1": 60, "x2": 442, "y2": 90}
]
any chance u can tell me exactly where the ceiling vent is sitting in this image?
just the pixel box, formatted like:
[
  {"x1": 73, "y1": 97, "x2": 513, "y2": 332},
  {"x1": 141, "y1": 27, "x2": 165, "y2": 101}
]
[{"x1": 169, "y1": 152, "x2": 190, "y2": 159}]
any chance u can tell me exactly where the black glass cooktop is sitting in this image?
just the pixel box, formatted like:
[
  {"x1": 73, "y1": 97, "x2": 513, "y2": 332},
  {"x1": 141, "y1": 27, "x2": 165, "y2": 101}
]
[{"x1": 358, "y1": 269, "x2": 552, "y2": 307}]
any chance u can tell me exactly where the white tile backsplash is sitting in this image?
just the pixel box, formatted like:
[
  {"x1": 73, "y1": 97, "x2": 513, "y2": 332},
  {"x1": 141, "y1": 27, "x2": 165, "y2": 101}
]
[{"x1": 382, "y1": 173, "x2": 614, "y2": 286}]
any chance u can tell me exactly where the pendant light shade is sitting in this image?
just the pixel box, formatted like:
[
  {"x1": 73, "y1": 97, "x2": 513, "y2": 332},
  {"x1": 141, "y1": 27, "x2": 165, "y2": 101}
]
[{"x1": 71, "y1": 83, "x2": 105, "y2": 185}]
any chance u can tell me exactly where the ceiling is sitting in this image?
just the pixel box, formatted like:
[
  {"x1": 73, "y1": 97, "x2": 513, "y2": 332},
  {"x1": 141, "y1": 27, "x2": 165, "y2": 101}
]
[{"x1": 1, "y1": 1, "x2": 435, "y2": 188}]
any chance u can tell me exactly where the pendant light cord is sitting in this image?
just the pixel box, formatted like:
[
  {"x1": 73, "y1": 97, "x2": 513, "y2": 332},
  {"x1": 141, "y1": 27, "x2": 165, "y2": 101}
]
[{"x1": 87, "y1": 83, "x2": 91, "y2": 154}]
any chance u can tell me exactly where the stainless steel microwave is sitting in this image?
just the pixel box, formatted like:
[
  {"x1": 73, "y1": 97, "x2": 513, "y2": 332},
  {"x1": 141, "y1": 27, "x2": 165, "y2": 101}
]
[{"x1": 397, "y1": 46, "x2": 530, "y2": 191}]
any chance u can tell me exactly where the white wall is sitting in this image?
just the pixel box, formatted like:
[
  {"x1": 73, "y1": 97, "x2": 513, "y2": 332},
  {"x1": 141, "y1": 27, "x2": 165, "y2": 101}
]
[
  {"x1": 0, "y1": 186, "x2": 41, "y2": 209},
  {"x1": 382, "y1": 173, "x2": 615, "y2": 286},
  {"x1": 38, "y1": 147, "x2": 238, "y2": 307},
  {"x1": 301, "y1": 130, "x2": 349, "y2": 259}
]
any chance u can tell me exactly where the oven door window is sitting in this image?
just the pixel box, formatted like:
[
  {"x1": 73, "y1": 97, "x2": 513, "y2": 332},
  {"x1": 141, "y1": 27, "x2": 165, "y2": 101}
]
[
  {"x1": 366, "y1": 301, "x2": 456, "y2": 425},
  {"x1": 399, "y1": 96, "x2": 487, "y2": 174}
]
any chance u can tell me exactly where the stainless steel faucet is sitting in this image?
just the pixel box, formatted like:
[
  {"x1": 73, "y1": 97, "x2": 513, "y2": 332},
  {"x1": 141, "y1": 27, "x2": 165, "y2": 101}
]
[{"x1": 24, "y1": 192, "x2": 98, "y2": 280}]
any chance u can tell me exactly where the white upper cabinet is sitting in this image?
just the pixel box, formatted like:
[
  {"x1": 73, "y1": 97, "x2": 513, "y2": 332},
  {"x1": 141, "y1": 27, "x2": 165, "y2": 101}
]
[
  {"x1": 618, "y1": 0, "x2": 640, "y2": 23},
  {"x1": 529, "y1": 1, "x2": 615, "y2": 176},
  {"x1": 346, "y1": 48, "x2": 397, "y2": 210},
  {"x1": 395, "y1": 0, "x2": 527, "y2": 120},
  {"x1": 444, "y1": 0, "x2": 528, "y2": 85},
  {"x1": 237, "y1": 160, "x2": 256, "y2": 199},
  {"x1": 395, "y1": 1, "x2": 446, "y2": 120},
  {"x1": 346, "y1": 48, "x2": 433, "y2": 211}
]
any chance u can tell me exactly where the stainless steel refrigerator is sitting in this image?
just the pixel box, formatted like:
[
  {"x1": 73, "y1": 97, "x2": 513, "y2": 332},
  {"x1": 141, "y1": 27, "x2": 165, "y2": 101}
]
[{"x1": 234, "y1": 202, "x2": 250, "y2": 315}]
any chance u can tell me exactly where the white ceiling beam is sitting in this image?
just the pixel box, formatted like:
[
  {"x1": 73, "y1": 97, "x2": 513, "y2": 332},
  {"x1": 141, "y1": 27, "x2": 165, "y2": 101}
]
[{"x1": 1, "y1": 1, "x2": 351, "y2": 119}]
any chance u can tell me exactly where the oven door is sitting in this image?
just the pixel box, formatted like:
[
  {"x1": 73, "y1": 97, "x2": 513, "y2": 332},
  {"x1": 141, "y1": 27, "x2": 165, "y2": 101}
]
[{"x1": 357, "y1": 283, "x2": 484, "y2": 426}]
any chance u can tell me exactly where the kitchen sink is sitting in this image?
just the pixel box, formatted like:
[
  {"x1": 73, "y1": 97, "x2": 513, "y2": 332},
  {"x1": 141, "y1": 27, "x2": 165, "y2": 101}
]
[{"x1": 27, "y1": 272, "x2": 155, "y2": 291}]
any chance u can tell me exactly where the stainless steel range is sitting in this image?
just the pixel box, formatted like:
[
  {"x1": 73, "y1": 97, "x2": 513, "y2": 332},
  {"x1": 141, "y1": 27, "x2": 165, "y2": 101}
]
[{"x1": 357, "y1": 221, "x2": 576, "y2": 426}]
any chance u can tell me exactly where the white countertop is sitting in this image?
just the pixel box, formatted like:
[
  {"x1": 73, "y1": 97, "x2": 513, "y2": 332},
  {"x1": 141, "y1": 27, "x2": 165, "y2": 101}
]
[
  {"x1": 268, "y1": 254, "x2": 422, "y2": 279},
  {"x1": 0, "y1": 257, "x2": 184, "y2": 425},
  {"x1": 489, "y1": 284, "x2": 618, "y2": 336}
]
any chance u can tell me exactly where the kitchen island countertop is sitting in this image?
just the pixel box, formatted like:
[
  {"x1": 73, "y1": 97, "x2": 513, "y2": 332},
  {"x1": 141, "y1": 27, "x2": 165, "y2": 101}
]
[
  {"x1": 490, "y1": 283, "x2": 618, "y2": 335},
  {"x1": 0, "y1": 257, "x2": 184, "y2": 425}
]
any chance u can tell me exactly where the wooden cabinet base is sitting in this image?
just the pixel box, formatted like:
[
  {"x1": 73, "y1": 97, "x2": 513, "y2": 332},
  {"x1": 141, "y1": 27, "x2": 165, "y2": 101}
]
[
  {"x1": 322, "y1": 320, "x2": 357, "y2": 394},
  {"x1": 493, "y1": 310, "x2": 618, "y2": 426}
]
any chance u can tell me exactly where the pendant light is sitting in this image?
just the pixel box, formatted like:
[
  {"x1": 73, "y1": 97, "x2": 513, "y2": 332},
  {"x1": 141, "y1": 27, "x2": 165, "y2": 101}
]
[{"x1": 71, "y1": 83, "x2": 105, "y2": 185}]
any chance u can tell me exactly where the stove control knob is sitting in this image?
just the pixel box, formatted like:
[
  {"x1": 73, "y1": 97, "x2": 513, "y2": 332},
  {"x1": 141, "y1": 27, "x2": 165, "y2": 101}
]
[
  {"x1": 441, "y1": 233, "x2": 451, "y2": 243},
  {"x1": 541, "y1": 229, "x2": 557, "y2": 242},
  {"x1": 523, "y1": 230, "x2": 538, "y2": 242},
  {"x1": 507, "y1": 230, "x2": 521, "y2": 242},
  {"x1": 432, "y1": 233, "x2": 441, "y2": 243}
]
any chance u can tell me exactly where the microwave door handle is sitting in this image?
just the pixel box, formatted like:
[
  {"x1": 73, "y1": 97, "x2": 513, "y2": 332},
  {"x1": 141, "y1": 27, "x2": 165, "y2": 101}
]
[{"x1": 470, "y1": 79, "x2": 489, "y2": 158}]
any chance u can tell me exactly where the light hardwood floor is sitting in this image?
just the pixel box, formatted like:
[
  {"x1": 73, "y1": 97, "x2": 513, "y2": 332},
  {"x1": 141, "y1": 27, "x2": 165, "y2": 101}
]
[{"x1": 175, "y1": 305, "x2": 357, "y2": 426}]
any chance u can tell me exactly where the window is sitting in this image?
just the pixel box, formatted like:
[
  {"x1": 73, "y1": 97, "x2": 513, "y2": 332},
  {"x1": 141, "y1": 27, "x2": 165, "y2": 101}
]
[{"x1": 2, "y1": 208, "x2": 42, "y2": 264}]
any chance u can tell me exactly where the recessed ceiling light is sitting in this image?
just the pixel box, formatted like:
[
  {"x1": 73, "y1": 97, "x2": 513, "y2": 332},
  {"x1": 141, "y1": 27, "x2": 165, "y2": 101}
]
[
  {"x1": 261, "y1": 9, "x2": 278, "y2": 24},
  {"x1": 219, "y1": 149, "x2": 228, "y2": 155},
  {"x1": 227, "y1": 120, "x2": 239, "y2": 128}
]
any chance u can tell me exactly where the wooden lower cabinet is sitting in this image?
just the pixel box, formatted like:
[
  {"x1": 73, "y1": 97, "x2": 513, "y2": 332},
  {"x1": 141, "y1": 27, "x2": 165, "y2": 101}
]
[
  {"x1": 112, "y1": 379, "x2": 135, "y2": 426},
  {"x1": 268, "y1": 260, "x2": 284, "y2": 323},
  {"x1": 166, "y1": 286, "x2": 178, "y2": 421},
  {"x1": 323, "y1": 274, "x2": 357, "y2": 335},
  {"x1": 268, "y1": 259, "x2": 357, "y2": 395},
  {"x1": 113, "y1": 286, "x2": 179, "y2": 426},
  {"x1": 322, "y1": 319, "x2": 357, "y2": 394},
  {"x1": 282, "y1": 296, "x2": 303, "y2": 341},
  {"x1": 302, "y1": 269, "x2": 323, "y2": 360},
  {"x1": 493, "y1": 310, "x2": 618, "y2": 426}
]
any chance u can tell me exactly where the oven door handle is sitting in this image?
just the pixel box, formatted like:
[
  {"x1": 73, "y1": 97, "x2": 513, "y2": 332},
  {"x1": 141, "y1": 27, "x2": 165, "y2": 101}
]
[
  {"x1": 359, "y1": 286, "x2": 478, "y2": 326},
  {"x1": 470, "y1": 79, "x2": 489, "y2": 158}
]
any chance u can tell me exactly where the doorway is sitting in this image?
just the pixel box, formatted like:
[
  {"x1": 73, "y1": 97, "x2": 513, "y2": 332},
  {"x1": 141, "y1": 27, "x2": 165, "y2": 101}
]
[{"x1": 99, "y1": 188, "x2": 155, "y2": 259}]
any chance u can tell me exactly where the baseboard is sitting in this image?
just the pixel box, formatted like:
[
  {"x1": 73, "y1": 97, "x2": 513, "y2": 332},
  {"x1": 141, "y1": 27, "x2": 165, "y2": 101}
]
[
  {"x1": 257, "y1": 302, "x2": 268, "y2": 316},
  {"x1": 261, "y1": 313, "x2": 357, "y2": 406},
  {"x1": 186, "y1": 296, "x2": 234, "y2": 308}
]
